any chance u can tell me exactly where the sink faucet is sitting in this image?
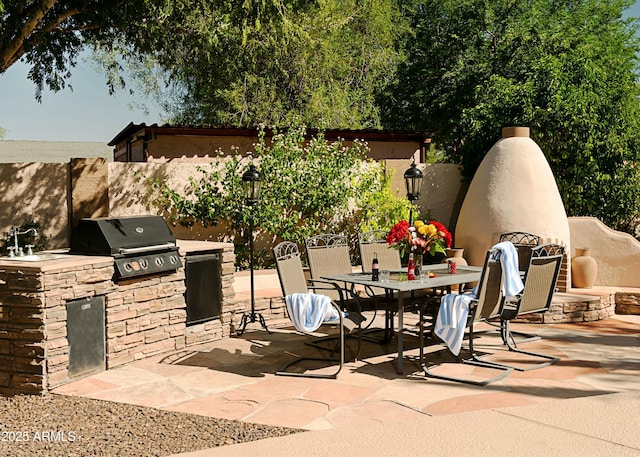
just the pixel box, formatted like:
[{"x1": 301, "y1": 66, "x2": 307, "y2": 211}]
[{"x1": 8, "y1": 227, "x2": 38, "y2": 257}]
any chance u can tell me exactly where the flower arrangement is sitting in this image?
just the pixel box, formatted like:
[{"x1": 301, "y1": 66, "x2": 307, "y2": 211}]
[{"x1": 385, "y1": 219, "x2": 452, "y2": 257}]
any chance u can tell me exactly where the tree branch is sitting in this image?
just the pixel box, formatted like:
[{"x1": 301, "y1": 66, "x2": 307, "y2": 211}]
[{"x1": 2, "y1": 0, "x2": 58, "y2": 70}]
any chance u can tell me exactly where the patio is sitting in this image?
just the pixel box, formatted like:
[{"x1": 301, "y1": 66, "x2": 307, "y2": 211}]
[{"x1": 52, "y1": 306, "x2": 640, "y2": 432}]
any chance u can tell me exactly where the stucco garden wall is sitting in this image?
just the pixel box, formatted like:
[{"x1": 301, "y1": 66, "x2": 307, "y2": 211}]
[
  {"x1": 0, "y1": 159, "x2": 463, "y2": 251},
  {"x1": 569, "y1": 216, "x2": 640, "y2": 287},
  {"x1": 2, "y1": 158, "x2": 640, "y2": 290},
  {"x1": 0, "y1": 162, "x2": 69, "y2": 247}
]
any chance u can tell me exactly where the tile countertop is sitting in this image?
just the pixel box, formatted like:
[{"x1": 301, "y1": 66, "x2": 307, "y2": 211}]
[
  {"x1": 0, "y1": 249, "x2": 113, "y2": 271},
  {"x1": 176, "y1": 240, "x2": 234, "y2": 254},
  {"x1": 0, "y1": 240, "x2": 235, "y2": 271}
]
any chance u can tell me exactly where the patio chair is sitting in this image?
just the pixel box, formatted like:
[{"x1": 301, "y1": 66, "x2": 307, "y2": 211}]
[
  {"x1": 496, "y1": 243, "x2": 563, "y2": 370},
  {"x1": 357, "y1": 230, "x2": 403, "y2": 339},
  {"x1": 306, "y1": 233, "x2": 393, "y2": 309},
  {"x1": 357, "y1": 230, "x2": 440, "y2": 341},
  {"x1": 418, "y1": 248, "x2": 514, "y2": 386},
  {"x1": 358, "y1": 230, "x2": 402, "y2": 273},
  {"x1": 272, "y1": 241, "x2": 364, "y2": 379},
  {"x1": 499, "y1": 231, "x2": 542, "y2": 275}
]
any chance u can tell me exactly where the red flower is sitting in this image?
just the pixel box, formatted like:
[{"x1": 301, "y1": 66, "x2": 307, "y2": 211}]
[
  {"x1": 385, "y1": 220, "x2": 410, "y2": 245},
  {"x1": 428, "y1": 220, "x2": 453, "y2": 248},
  {"x1": 386, "y1": 219, "x2": 453, "y2": 257}
]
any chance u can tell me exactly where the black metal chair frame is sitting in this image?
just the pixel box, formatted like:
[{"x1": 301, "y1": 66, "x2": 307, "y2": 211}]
[
  {"x1": 272, "y1": 241, "x2": 363, "y2": 379},
  {"x1": 418, "y1": 248, "x2": 513, "y2": 386},
  {"x1": 495, "y1": 244, "x2": 564, "y2": 371},
  {"x1": 499, "y1": 231, "x2": 542, "y2": 275}
]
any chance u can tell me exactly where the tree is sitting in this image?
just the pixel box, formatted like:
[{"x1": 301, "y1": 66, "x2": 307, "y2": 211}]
[
  {"x1": 101, "y1": 0, "x2": 408, "y2": 129},
  {"x1": 383, "y1": 0, "x2": 640, "y2": 233},
  {"x1": 0, "y1": 0, "x2": 166, "y2": 100}
]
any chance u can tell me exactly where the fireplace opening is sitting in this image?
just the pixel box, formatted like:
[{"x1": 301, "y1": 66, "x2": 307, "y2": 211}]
[{"x1": 185, "y1": 252, "x2": 222, "y2": 325}]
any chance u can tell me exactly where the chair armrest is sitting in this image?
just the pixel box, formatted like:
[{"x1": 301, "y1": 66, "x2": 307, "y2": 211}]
[
  {"x1": 307, "y1": 278, "x2": 363, "y2": 311},
  {"x1": 500, "y1": 294, "x2": 522, "y2": 320}
]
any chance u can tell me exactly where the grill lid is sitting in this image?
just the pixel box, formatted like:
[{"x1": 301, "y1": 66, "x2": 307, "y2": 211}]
[{"x1": 71, "y1": 215, "x2": 177, "y2": 255}]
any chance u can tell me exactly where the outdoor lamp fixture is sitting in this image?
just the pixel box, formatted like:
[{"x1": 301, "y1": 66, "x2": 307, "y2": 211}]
[
  {"x1": 404, "y1": 161, "x2": 423, "y2": 225},
  {"x1": 236, "y1": 164, "x2": 270, "y2": 336}
]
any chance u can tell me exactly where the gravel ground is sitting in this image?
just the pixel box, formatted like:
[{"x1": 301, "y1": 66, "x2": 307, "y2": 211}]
[{"x1": 0, "y1": 394, "x2": 303, "y2": 457}]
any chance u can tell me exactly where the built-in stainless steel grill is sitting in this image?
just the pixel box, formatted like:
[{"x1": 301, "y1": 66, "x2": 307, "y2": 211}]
[{"x1": 71, "y1": 215, "x2": 183, "y2": 279}]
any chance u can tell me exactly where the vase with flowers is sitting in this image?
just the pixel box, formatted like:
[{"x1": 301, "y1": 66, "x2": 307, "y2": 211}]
[{"x1": 386, "y1": 219, "x2": 453, "y2": 278}]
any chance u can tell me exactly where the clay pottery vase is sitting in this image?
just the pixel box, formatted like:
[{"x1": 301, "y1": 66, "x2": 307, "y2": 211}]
[
  {"x1": 442, "y1": 248, "x2": 468, "y2": 267},
  {"x1": 571, "y1": 247, "x2": 597, "y2": 288}
]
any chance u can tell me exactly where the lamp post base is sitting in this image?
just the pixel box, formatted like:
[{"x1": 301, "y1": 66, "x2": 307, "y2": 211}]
[{"x1": 236, "y1": 311, "x2": 271, "y2": 336}]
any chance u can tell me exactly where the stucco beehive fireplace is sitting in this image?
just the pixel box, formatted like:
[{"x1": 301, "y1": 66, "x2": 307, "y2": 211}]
[{"x1": 455, "y1": 127, "x2": 571, "y2": 283}]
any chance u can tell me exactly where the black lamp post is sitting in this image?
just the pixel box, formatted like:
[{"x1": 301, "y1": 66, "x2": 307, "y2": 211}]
[
  {"x1": 404, "y1": 161, "x2": 423, "y2": 225},
  {"x1": 236, "y1": 164, "x2": 270, "y2": 336}
]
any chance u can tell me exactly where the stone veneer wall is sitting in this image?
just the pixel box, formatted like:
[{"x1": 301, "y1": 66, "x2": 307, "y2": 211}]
[
  {"x1": 615, "y1": 292, "x2": 640, "y2": 315},
  {"x1": 0, "y1": 242, "x2": 247, "y2": 395},
  {"x1": 0, "y1": 258, "x2": 116, "y2": 395},
  {"x1": 105, "y1": 270, "x2": 187, "y2": 369},
  {"x1": 516, "y1": 292, "x2": 615, "y2": 324}
]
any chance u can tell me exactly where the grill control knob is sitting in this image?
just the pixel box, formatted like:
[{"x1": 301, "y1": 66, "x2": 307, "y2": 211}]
[
  {"x1": 139, "y1": 259, "x2": 149, "y2": 269},
  {"x1": 155, "y1": 257, "x2": 165, "y2": 266},
  {"x1": 169, "y1": 255, "x2": 179, "y2": 264},
  {"x1": 124, "y1": 263, "x2": 133, "y2": 272}
]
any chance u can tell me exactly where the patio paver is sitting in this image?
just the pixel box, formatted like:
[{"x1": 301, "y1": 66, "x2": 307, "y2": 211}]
[{"x1": 52, "y1": 311, "x2": 640, "y2": 433}]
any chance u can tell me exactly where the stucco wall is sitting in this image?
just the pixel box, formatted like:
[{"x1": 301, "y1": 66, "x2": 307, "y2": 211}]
[
  {"x1": 107, "y1": 161, "x2": 234, "y2": 242},
  {"x1": 569, "y1": 216, "x2": 640, "y2": 287},
  {"x1": 146, "y1": 135, "x2": 258, "y2": 162},
  {"x1": 1, "y1": 159, "x2": 464, "y2": 251},
  {"x1": 0, "y1": 162, "x2": 68, "y2": 248},
  {"x1": 386, "y1": 160, "x2": 464, "y2": 231}
]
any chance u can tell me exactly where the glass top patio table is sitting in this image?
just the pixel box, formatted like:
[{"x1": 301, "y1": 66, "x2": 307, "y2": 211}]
[{"x1": 322, "y1": 263, "x2": 482, "y2": 374}]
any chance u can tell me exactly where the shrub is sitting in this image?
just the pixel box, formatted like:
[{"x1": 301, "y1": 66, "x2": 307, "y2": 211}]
[{"x1": 149, "y1": 126, "x2": 411, "y2": 267}]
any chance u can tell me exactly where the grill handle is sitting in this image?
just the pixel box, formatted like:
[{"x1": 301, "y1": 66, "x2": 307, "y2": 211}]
[{"x1": 118, "y1": 243, "x2": 177, "y2": 255}]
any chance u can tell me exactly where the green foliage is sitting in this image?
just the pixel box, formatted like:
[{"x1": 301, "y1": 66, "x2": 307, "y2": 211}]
[
  {"x1": 383, "y1": 0, "x2": 640, "y2": 234},
  {"x1": 98, "y1": 0, "x2": 408, "y2": 129},
  {"x1": 0, "y1": 0, "x2": 161, "y2": 100},
  {"x1": 150, "y1": 126, "x2": 408, "y2": 267},
  {"x1": 0, "y1": 219, "x2": 48, "y2": 255}
]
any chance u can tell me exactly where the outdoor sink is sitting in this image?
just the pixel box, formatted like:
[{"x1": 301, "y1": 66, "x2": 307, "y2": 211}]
[{"x1": 1, "y1": 253, "x2": 71, "y2": 262}]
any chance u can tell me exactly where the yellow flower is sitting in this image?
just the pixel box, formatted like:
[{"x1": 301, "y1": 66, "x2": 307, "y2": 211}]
[
  {"x1": 417, "y1": 224, "x2": 429, "y2": 236},
  {"x1": 414, "y1": 220, "x2": 424, "y2": 227},
  {"x1": 426, "y1": 224, "x2": 437, "y2": 237}
]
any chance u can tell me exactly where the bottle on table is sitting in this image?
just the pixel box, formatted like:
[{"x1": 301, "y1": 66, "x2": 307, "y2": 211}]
[
  {"x1": 372, "y1": 252, "x2": 379, "y2": 281},
  {"x1": 407, "y1": 253, "x2": 416, "y2": 280}
]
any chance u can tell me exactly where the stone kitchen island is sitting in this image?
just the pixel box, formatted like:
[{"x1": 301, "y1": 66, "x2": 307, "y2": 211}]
[{"x1": 0, "y1": 240, "x2": 235, "y2": 396}]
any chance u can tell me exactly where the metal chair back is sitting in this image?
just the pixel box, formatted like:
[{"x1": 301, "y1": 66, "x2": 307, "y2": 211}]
[
  {"x1": 517, "y1": 244, "x2": 564, "y2": 315},
  {"x1": 499, "y1": 231, "x2": 541, "y2": 273},
  {"x1": 475, "y1": 249, "x2": 505, "y2": 321},
  {"x1": 273, "y1": 241, "x2": 308, "y2": 296},
  {"x1": 305, "y1": 234, "x2": 352, "y2": 301},
  {"x1": 358, "y1": 230, "x2": 401, "y2": 272}
]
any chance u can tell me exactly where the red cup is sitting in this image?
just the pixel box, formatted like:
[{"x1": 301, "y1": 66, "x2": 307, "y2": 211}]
[{"x1": 447, "y1": 259, "x2": 457, "y2": 274}]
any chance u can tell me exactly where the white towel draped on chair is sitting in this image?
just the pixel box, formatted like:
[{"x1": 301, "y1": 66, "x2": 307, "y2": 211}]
[
  {"x1": 492, "y1": 241, "x2": 524, "y2": 297},
  {"x1": 434, "y1": 241, "x2": 523, "y2": 355},
  {"x1": 286, "y1": 293, "x2": 340, "y2": 333},
  {"x1": 434, "y1": 292, "x2": 475, "y2": 356}
]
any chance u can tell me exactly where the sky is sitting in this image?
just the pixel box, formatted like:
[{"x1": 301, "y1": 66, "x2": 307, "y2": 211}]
[
  {"x1": 0, "y1": 54, "x2": 162, "y2": 144},
  {"x1": 1, "y1": 2, "x2": 640, "y2": 144}
]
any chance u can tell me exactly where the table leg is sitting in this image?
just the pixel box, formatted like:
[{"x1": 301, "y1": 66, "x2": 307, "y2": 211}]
[{"x1": 396, "y1": 291, "x2": 404, "y2": 374}]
